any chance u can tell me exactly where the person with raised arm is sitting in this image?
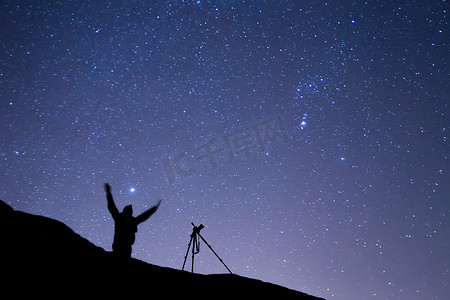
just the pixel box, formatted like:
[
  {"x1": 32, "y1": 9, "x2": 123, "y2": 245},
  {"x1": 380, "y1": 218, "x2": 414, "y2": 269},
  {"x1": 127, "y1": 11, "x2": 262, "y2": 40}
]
[{"x1": 104, "y1": 183, "x2": 161, "y2": 258}]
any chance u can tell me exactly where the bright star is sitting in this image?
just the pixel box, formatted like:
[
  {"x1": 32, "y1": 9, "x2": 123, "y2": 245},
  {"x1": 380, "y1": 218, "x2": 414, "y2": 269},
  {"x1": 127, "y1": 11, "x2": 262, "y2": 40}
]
[{"x1": 130, "y1": 187, "x2": 136, "y2": 193}]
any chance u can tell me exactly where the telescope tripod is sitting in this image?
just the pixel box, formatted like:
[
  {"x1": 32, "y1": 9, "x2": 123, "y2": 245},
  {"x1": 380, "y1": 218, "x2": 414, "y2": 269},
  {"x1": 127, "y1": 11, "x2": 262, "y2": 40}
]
[{"x1": 182, "y1": 223, "x2": 232, "y2": 274}]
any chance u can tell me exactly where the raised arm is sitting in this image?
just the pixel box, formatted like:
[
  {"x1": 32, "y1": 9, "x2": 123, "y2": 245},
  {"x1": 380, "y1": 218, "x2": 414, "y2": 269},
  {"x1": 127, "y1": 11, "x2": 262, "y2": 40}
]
[
  {"x1": 105, "y1": 183, "x2": 119, "y2": 219},
  {"x1": 135, "y1": 200, "x2": 161, "y2": 225}
]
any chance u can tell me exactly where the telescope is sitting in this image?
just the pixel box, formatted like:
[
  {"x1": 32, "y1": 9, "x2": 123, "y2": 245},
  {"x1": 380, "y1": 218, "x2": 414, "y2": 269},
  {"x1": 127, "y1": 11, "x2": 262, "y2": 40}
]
[
  {"x1": 181, "y1": 223, "x2": 232, "y2": 274},
  {"x1": 191, "y1": 223, "x2": 204, "y2": 235}
]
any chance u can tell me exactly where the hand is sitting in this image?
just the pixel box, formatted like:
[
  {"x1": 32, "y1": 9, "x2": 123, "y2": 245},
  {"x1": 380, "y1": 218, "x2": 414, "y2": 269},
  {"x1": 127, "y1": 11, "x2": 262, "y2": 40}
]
[{"x1": 104, "y1": 183, "x2": 111, "y2": 193}]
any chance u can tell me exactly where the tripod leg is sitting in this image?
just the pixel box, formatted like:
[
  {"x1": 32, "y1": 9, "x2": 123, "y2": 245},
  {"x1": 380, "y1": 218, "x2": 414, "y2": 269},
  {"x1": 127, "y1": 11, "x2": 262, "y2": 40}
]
[
  {"x1": 198, "y1": 233, "x2": 233, "y2": 274},
  {"x1": 182, "y1": 235, "x2": 193, "y2": 271},
  {"x1": 191, "y1": 235, "x2": 196, "y2": 273}
]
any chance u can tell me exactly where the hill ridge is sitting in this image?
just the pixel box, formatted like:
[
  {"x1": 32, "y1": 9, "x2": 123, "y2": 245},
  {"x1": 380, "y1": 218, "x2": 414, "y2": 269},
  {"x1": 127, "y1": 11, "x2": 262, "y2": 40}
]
[{"x1": 0, "y1": 200, "x2": 324, "y2": 299}]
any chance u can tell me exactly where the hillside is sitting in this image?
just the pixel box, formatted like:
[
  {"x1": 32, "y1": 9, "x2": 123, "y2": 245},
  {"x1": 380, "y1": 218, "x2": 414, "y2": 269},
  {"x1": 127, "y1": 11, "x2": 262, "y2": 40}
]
[{"x1": 0, "y1": 200, "x2": 324, "y2": 299}]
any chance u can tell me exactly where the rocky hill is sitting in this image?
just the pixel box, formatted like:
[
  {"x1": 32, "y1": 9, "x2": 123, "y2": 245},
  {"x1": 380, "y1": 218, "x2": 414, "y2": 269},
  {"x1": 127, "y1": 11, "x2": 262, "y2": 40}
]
[{"x1": 0, "y1": 200, "x2": 324, "y2": 299}]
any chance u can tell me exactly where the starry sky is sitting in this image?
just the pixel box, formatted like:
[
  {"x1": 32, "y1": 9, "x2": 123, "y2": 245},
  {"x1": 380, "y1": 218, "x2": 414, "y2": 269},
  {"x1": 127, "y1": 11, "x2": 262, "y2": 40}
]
[{"x1": 1, "y1": 1, "x2": 448, "y2": 299}]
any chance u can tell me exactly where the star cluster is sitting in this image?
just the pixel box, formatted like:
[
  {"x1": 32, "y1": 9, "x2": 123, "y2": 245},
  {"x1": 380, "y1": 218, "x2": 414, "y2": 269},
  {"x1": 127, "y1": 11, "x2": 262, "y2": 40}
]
[{"x1": 1, "y1": 1, "x2": 448, "y2": 299}]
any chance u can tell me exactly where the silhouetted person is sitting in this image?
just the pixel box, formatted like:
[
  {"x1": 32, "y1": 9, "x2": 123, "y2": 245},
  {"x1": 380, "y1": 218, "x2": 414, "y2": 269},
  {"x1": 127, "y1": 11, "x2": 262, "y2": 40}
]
[{"x1": 104, "y1": 183, "x2": 161, "y2": 258}]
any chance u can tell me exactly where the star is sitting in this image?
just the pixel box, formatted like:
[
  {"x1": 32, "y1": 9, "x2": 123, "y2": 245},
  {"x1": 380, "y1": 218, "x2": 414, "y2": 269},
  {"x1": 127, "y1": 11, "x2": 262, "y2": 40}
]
[{"x1": 1, "y1": 2, "x2": 447, "y2": 299}]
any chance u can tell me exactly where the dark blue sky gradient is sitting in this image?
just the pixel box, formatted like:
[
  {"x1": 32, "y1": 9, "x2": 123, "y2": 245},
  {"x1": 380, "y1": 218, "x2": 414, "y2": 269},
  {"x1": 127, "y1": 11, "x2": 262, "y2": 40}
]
[{"x1": 1, "y1": 1, "x2": 448, "y2": 299}]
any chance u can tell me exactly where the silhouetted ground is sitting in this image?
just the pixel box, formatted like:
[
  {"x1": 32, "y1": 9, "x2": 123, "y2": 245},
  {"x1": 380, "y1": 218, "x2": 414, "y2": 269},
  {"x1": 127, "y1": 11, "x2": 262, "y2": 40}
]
[{"x1": 0, "y1": 200, "x2": 325, "y2": 299}]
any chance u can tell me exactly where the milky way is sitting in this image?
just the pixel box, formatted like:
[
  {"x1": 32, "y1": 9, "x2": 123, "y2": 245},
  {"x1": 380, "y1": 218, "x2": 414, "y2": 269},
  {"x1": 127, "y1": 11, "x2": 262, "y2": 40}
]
[{"x1": 1, "y1": 1, "x2": 448, "y2": 299}]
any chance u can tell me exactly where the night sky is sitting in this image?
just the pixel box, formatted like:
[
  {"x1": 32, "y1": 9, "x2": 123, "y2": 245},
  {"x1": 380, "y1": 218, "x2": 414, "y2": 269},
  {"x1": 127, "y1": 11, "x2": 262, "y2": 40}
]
[{"x1": 1, "y1": 1, "x2": 449, "y2": 299}]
